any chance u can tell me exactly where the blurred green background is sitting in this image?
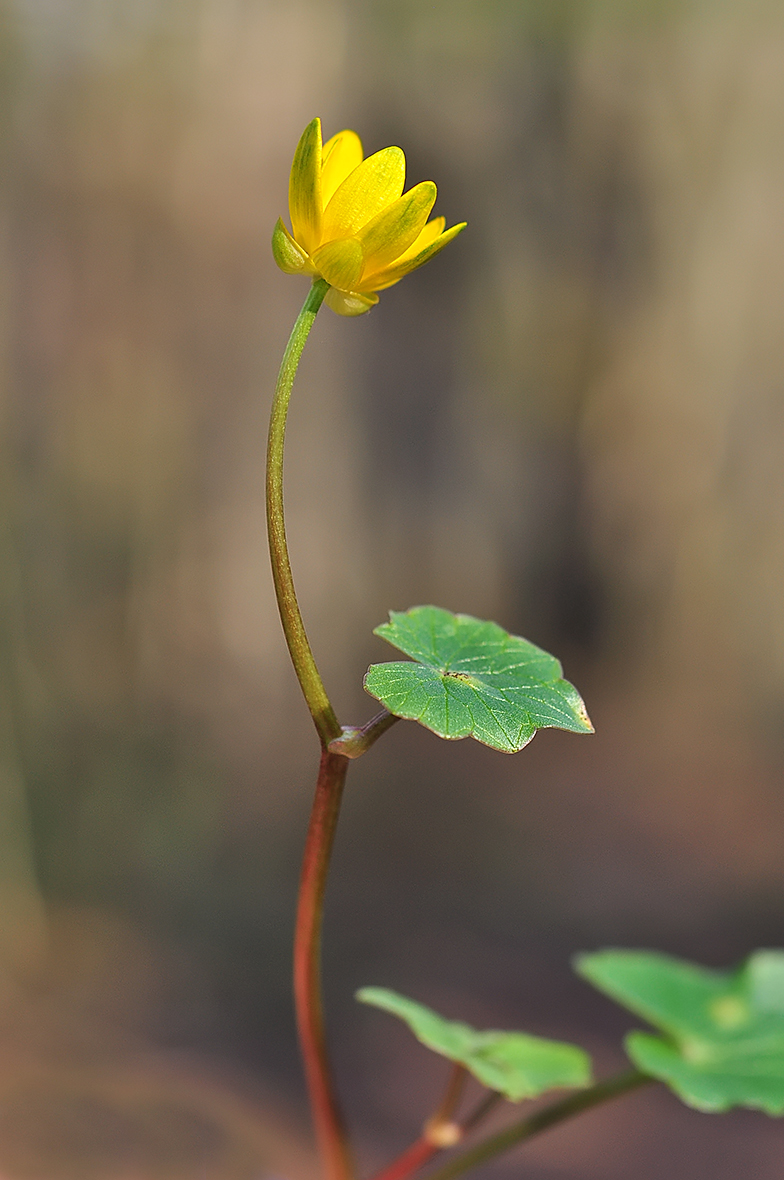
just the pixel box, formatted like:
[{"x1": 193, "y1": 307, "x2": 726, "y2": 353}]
[{"x1": 0, "y1": 0, "x2": 783, "y2": 1176}]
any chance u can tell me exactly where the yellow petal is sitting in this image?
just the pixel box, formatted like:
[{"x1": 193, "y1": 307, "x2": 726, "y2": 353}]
[
  {"x1": 289, "y1": 118, "x2": 323, "y2": 255},
  {"x1": 360, "y1": 217, "x2": 445, "y2": 285},
  {"x1": 312, "y1": 238, "x2": 364, "y2": 291},
  {"x1": 321, "y1": 130, "x2": 363, "y2": 207},
  {"x1": 272, "y1": 217, "x2": 314, "y2": 274},
  {"x1": 358, "y1": 221, "x2": 467, "y2": 292},
  {"x1": 322, "y1": 147, "x2": 405, "y2": 241},
  {"x1": 392, "y1": 216, "x2": 446, "y2": 263},
  {"x1": 324, "y1": 288, "x2": 379, "y2": 316},
  {"x1": 356, "y1": 182, "x2": 437, "y2": 275}
]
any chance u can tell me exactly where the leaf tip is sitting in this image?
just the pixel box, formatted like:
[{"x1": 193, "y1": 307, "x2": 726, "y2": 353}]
[
  {"x1": 571, "y1": 950, "x2": 596, "y2": 978},
  {"x1": 356, "y1": 985, "x2": 393, "y2": 1009},
  {"x1": 578, "y1": 700, "x2": 594, "y2": 732}
]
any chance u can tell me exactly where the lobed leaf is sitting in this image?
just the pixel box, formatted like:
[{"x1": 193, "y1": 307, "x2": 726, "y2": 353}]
[
  {"x1": 575, "y1": 949, "x2": 784, "y2": 1115},
  {"x1": 357, "y1": 986, "x2": 591, "y2": 1101},
  {"x1": 364, "y1": 606, "x2": 592, "y2": 753}
]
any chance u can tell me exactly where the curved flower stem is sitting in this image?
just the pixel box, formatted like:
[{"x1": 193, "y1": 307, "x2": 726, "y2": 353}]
[
  {"x1": 294, "y1": 748, "x2": 353, "y2": 1180},
  {"x1": 266, "y1": 277, "x2": 341, "y2": 748},
  {"x1": 423, "y1": 1070, "x2": 653, "y2": 1180}
]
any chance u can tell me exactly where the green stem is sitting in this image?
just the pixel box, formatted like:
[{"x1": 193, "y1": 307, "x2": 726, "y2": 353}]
[
  {"x1": 423, "y1": 1071, "x2": 653, "y2": 1180},
  {"x1": 266, "y1": 277, "x2": 340, "y2": 748}
]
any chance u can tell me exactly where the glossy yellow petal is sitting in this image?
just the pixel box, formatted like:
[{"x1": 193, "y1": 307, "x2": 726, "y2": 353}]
[
  {"x1": 312, "y1": 238, "x2": 364, "y2": 291},
  {"x1": 321, "y1": 130, "x2": 363, "y2": 207},
  {"x1": 392, "y1": 216, "x2": 446, "y2": 264},
  {"x1": 289, "y1": 118, "x2": 323, "y2": 255},
  {"x1": 272, "y1": 217, "x2": 314, "y2": 274},
  {"x1": 322, "y1": 147, "x2": 405, "y2": 241},
  {"x1": 324, "y1": 288, "x2": 379, "y2": 316},
  {"x1": 358, "y1": 221, "x2": 467, "y2": 292},
  {"x1": 360, "y1": 217, "x2": 445, "y2": 285},
  {"x1": 356, "y1": 182, "x2": 437, "y2": 275}
]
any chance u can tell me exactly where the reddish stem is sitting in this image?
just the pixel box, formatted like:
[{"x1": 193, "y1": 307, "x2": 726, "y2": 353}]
[
  {"x1": 367, "y1": 1137, "x2": 438, "y2": 1180},
  {"x1": 367, "y1": 1064, "x2": 466, "y2": 1180},
  {"x1": 294, "y1": 748, "x2": 354, "y2": 1180}
]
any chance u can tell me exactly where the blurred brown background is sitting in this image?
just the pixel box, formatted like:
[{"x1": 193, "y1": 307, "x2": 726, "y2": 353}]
[{"x1": 0, "y1": 0, "x2": 782, "y2": 1176}]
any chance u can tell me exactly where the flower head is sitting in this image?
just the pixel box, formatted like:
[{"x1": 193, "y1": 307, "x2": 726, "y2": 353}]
[{"x1": 272, "y1": 118, "x2": 466, "y2": 316}]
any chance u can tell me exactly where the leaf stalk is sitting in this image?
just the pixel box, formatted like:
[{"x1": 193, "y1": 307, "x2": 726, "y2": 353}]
[{"x1": 328, "y1": 709, "x2": 400, "y2": 758}]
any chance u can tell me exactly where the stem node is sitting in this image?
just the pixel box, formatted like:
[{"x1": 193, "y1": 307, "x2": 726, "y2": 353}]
[
  {"x1": 424, "y1": 1119, "x2": 463, "y2": 1148},
  {"x1": 327, "y1": 710, "x2": 400, "y2": 758}
]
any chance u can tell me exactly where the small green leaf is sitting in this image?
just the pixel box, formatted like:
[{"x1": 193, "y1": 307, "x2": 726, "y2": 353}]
[
  {"x1": 364, "y1": 606, "x2": 593, "y2": 753},
  {"x1": 356, "y1": 986, "x2": 591, "y2": 1101},
  {"x1": 575, "y1": 949, "x2": 784, "y2": 1115}
]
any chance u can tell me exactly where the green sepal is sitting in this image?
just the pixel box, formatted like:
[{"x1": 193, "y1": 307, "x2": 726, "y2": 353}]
[
  {"x1": 575, "y1": 949, "x2": 784, "y2": 1115},
  {"x1": 357, "y1": 986, "x2": 592, "y2": 1101},
  {"x1": 364, "y1": 606, "x2": 592, "y2": 753},
  {"x1": 272, "y1": 217, "x2": 309, "y2": 274}
]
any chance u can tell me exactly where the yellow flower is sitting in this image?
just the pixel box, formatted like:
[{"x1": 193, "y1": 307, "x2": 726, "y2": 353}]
[{"x1": 272, "y1": 118, "x2": 466, "y2": 316}]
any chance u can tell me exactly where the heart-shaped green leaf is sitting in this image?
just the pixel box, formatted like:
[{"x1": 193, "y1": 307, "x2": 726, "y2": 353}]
[
  {"x1": 364, "y1": 606, "x2": 593, "y2": 753},
  {"x1": 357, "y1": 986, "x2": 591, "y2": 1101},
  {"x1": 575, "y1": 949, "x2": 784, "y2": 1114}
]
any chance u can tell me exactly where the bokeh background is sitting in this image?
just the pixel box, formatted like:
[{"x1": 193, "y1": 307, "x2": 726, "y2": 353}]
[{"x1": 0, "y1": 0, "x2": 783, "y2": 1176}]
